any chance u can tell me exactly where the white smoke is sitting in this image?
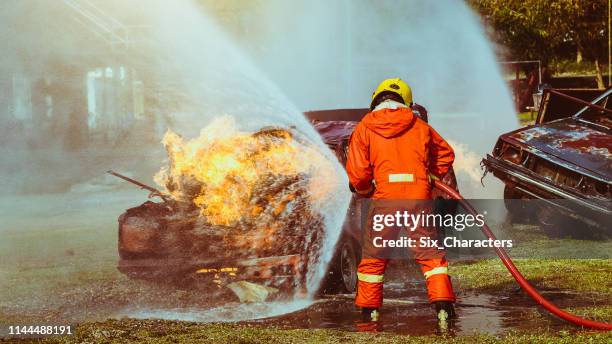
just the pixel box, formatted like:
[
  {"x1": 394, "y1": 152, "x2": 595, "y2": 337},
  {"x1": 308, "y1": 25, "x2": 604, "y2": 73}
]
[
  {"x1": 2, "y1": 0, "x2": 352, "y2": 321},
  {"x1": 1, "y1": 0, "x2": 518, "y2": 324},
  {"x1": 212, "y1": 0, "x2": 518, "y2": 198}
]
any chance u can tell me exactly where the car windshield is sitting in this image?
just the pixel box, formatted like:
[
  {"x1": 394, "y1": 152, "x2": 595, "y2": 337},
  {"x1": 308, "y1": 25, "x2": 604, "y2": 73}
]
[{"x1": 575, "y1": 91, "x2": 612, "y2": 130}]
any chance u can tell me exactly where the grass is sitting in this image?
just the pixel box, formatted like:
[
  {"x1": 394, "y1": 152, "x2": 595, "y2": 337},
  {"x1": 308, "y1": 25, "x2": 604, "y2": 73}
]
[
  {"x1": 450, "y1": 220, "x2": 612, "y2": 325},
  {"x1": 452, "y1": 259, "x2": 611, "y2": 295},
  {"x1": 549, "y1": 60, "x2": 602, "y2": 78},
  {"x1": 17, "y1": 321, "x2": 612, "y2": 344},
  {"x1": 516, "y1": 111, "x2": 536, "y2": 126},
  {"x1": 563, "y1": 305, "x2": 612, "y2": 323},
  {"x1": 451, "y1": 257, "x2": 612, "y2": 324},
  {"x1": 451, "y1": 221, "x2": 611, "y2": 295},
  {"x1": 504, "y1": 59, "x2": 603, "y2": 78}
]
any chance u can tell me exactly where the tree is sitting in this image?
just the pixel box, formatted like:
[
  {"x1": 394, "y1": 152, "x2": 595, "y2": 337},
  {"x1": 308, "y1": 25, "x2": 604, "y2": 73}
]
[
  {"x1": 470, "y1": 0, "x2": 608, "y2": 93},
  {"x1": 571, "y1": 0, "x2": 608, "y2": 88},
  {"x1": 470, "y1": 0, "x2": 574, "y2": 60}
]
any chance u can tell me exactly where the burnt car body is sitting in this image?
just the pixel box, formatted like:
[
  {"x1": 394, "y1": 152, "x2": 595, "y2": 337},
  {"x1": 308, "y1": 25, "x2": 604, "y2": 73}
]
[
  {"x1": 482, "y1": 88, "x2": 611, "y2": 233},
  {"x1": 117, "y1": 128, "x2": 327, "y2": 293},
  {"x1": 117, "y1": 107, "x2": 458, "y2": 294}
]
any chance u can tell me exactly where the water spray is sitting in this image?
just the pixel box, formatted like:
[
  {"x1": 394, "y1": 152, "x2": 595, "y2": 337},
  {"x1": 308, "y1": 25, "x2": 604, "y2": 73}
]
[{"x1": 433, "y1": 180, "x2": 612, "y2": 331}]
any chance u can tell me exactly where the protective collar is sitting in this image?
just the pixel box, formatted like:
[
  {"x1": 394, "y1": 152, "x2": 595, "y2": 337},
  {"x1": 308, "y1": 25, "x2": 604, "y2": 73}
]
[{"x1": 373, "y1": 100, "x2": 408, "y2": 112}]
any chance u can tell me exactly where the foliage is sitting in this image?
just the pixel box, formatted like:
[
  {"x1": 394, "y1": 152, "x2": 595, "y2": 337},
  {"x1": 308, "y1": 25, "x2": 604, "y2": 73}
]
[{"x1": 469, "y1": 0, "x2": 608, "y2": 67}]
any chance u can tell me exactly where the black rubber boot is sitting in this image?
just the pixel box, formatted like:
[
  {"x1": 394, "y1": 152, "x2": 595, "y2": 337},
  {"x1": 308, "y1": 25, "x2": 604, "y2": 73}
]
[
  {"x1": 434, "y1": 301, "x2": 456, "y2": 332},
  {"x1": 434, "y1": 301, "x2": 456, "y2": 319},
  {"x1": 361, "y1": 307, "x2": 380, "y2": 322}
]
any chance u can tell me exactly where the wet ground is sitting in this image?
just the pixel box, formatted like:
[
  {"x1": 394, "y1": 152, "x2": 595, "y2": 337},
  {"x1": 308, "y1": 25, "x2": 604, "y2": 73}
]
[
  {"x1": 111, "y1": 264, "x2": 593, "y2": 336},
  {"x1": 247, "y1": 282, "x2": 576, "y2": 336},
  {"x1": 1, "y1": 187, "x2": 609, "y2": 339}
]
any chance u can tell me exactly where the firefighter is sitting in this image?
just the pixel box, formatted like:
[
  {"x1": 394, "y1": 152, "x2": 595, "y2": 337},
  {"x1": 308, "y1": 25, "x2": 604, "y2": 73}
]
[{"x1": 347, "y1": 78, "x2": 456, "y2": 323}]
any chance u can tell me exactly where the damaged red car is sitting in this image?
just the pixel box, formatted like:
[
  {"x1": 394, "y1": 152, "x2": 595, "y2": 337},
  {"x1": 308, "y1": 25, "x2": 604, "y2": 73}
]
[{"x1": 482, "y1": 88, "x2": 611, "y2": 236}]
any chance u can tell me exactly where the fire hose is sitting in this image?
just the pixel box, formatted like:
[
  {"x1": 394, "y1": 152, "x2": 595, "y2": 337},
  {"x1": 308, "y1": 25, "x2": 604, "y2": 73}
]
[{"x1": 433, "y1": 180, "x2": 612, "y2": 330}]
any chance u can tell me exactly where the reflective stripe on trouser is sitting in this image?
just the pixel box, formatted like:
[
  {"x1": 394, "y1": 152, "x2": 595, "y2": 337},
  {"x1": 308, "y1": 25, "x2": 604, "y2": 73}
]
[
  {"x1": 355, "y1": 257, "x2": 456, "y2": 308},
  {"x1": 419, "y1": 258, "x2": 456, "y2": 303},
  {"x1": 357, "y1": 272, "x2": 384, "y2": 283},
  {"x1": 355, "y1": 258, "x2": 387, "y2": 308}
]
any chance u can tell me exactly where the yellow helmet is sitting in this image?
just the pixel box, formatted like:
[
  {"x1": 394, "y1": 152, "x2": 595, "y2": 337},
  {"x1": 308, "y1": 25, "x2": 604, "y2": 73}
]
[{"x1": 371, "y1": 78, "x2": 412, "y2": 106}]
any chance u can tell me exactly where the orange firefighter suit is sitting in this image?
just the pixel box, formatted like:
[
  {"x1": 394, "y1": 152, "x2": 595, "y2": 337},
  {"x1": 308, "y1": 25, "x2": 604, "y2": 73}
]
[{"x1": 346, "y1": 102, "x2": 456, "y2": 308}]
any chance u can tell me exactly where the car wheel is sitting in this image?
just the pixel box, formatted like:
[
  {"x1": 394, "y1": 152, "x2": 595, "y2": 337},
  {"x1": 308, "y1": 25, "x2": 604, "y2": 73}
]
[
  {"x1": 536, "y1": 206, "x2": 566, "y2": 238},
  {"x1": 338, "y1": 240, "x2": 358, "y2": 292},
  {"x1": 321, "y1": 236, "x2": 359, "y2": 294},
  {"x1": 503, "y1": 185, "x2": 534, "y2": 223}
]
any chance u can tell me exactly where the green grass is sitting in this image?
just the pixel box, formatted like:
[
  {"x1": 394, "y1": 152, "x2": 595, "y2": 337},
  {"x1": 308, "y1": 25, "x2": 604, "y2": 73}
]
[
  {"x1": 517, "y1": 111, "x2": 536, "y2": 126},
  {"x1": 451, "y1": 258, "x2": 612, "y2": 324},
  {"x1": 22, "y1": 321, "x2": 612, "y2": 344},
  {"x1": 451, "y1": 221, "x2": 611, "y2": 299},
  {"x1": 564, "y1": 305, "x2": 612, "y2": 323},
  {"x1": 452, "y1": 259, "x2": 611, "y2": 295},
  {"x1": 549, "y1": 60, "x2": 601, "y2": 77}
]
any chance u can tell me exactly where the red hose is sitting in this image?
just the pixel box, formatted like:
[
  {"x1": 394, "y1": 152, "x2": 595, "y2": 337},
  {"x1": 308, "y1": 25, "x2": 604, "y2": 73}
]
[{"x1": 433, "y1": 180, "x2": 612, "y2": 330}]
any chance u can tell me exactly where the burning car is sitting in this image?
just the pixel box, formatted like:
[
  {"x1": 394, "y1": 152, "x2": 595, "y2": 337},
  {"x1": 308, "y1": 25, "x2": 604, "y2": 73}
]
[
  {"x1": 482, "y1": 88, "x2": 612, "y2": 236},
  {"x1": 115, "y1": 116, "x2": 340, "y2": 296},
  {"x1": 114, "y1": 108, "x2": 459, "y2": 295}
]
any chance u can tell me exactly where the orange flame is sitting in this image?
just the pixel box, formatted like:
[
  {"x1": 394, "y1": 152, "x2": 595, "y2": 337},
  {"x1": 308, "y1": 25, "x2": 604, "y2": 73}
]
[{"x1": 154, "y1": 116, "x2": 336, "y2": 226}]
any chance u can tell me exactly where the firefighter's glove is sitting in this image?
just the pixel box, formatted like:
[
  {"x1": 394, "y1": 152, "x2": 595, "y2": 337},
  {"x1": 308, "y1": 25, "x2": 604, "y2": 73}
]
[
  {"x1": 428, "y1": 173, "x2": 440, "y2": 184},
  {"x1": 349, "y1": 182, "x2": 375, "y2": 198}
]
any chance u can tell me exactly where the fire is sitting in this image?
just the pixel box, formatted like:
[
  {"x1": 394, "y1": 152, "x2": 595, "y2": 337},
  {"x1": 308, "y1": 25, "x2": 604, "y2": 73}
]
[{"x1": 154, "y1": 115, "x2": 336, "y2": 226}]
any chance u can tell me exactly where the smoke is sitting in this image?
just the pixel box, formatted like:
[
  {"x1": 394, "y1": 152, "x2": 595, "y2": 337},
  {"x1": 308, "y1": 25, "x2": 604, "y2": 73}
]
[
  {"x1": 1, "y1": 0, "x2": 351, "y2": 321},
  {"x1": 132, "y1": 0, "x2": 352, "y2": 297},
  {"x1": 212, "y1": 0, "x2": 518, "y2": 197},
  {"x1": 1, "y1": 0, "x2": 517, "y2": 324}
]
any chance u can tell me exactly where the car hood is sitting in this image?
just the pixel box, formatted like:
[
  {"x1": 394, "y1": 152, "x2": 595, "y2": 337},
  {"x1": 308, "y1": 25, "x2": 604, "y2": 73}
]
[
  {"x1": 313, "y1": 120, "x2": 357, "y2": 146},
  {"x1": 508, "y1": 119, "x2": 611, "y2": 180}
]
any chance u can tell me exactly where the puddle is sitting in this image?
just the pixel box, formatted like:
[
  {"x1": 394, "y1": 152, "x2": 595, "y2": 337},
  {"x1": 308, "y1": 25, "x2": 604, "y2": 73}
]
[{"x1": 244, "y1": 283, "x2": 576, "y2": 335}]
